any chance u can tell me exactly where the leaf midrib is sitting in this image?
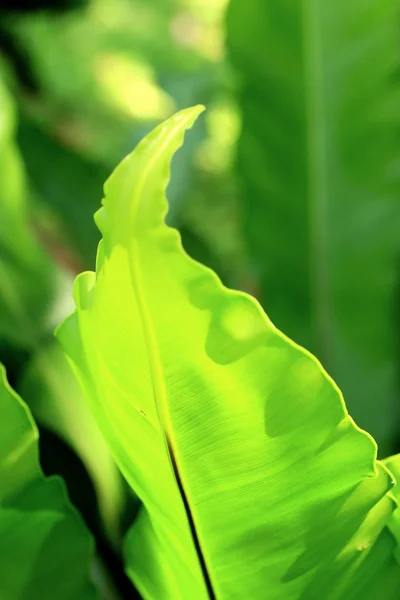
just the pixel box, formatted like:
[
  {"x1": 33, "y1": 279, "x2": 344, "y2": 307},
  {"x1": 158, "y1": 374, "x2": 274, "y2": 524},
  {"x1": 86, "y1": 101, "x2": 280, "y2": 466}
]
[{"x1": 123, "y1": 121, "x2": 216, "y2": 599}]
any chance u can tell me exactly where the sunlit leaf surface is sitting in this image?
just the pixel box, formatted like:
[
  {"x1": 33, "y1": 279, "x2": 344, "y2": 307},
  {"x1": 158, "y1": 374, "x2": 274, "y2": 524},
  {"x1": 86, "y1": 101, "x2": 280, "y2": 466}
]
[{"x1": 58, "y1": 108, "x2": 400, "y2": 599}]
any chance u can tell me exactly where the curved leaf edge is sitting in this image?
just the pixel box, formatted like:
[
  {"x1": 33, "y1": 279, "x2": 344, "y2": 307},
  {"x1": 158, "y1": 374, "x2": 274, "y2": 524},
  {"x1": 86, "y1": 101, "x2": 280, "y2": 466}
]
[
  {"x1": 55, "y1": 106, "x2": 400, "y2": 574},
  {"x1": 0, "y1": 363, "x2": 98, "y2": 591}
]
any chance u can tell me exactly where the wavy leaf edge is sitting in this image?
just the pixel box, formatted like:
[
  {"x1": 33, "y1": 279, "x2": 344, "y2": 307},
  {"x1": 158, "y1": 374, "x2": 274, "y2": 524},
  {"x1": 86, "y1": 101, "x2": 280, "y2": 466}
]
[{"x1": 56, "y1": 105, "x2": 400, "y2": 592}]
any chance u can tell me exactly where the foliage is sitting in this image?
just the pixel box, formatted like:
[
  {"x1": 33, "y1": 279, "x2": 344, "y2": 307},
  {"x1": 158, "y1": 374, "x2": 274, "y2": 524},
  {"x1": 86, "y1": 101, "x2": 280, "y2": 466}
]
[
  {"x1": 0, "y1": 364, "x2": 97, "y2": 599},
  {"x1": 226, "y1": 0, "x2": 400, "y2": 452},
  {"x1": 0, "y1": 76, "x2": 55, "y2": 348},
  {"x1": 57, "y1": 107, "x2": 400, "y2": 599},
  {"x1": 1, "y1": 0, "x2": 400, "y2": 598},
  {"x1": 0, "y1": 36, "x2": 127, "y2": 597}
]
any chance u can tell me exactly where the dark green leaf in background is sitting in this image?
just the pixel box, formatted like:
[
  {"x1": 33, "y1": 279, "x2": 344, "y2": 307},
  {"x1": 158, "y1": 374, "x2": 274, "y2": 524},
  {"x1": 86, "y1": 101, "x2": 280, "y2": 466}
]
[
  {"x1": 17, "y1": 116, "x2": 106, "y2": 269},
  {"x1": 227, "y1": 0, "x2": 400, "y2": 453},
  {"x1": 17, "y1": 341, "x2": 126, "y2": 547},
  {"x1": 0, "y1": 77, "x2": 55, "y2": 348}
]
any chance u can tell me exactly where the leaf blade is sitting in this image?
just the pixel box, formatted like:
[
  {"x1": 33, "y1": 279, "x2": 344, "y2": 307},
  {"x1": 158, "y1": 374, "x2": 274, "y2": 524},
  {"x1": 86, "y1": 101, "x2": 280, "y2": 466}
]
[
  {"x1": 58, "y1": 108, "x2": 400, "y2": 599},
  {"x1": 0, "y1": 364, "x2": 98, "y2": 600},
  {"x1": 226, "y1": 0, "x2": 400, "y2": 452}
]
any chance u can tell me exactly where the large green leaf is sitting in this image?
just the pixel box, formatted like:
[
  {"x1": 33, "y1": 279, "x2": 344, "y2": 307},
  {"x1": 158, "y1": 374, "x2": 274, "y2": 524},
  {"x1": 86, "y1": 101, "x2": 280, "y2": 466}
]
[
  {"x1": 0, "y1": 363, "x2": 97, "y2": 600},
  {"x1": 57, "y1": 107, "x2": 400, "y2": 598},
  {"x1": 17, "y1": 341, "x2": 126, "y2": 546},
  {"x1": 226, "y1": 0, "x2": 400, "y2": 452},
  {"x1": 0, "y1": 76, "x2": 54, "y2": 347}
]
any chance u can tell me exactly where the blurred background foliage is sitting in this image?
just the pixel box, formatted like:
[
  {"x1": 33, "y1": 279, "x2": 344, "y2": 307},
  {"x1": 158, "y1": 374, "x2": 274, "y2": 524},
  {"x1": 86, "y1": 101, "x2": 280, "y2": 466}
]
[
  {"x1": 0, "y1": 0, "x2": 399, "y2": 597},
  {"x1": 0, "y1": 0, "x2": 240, "y2": 595}
]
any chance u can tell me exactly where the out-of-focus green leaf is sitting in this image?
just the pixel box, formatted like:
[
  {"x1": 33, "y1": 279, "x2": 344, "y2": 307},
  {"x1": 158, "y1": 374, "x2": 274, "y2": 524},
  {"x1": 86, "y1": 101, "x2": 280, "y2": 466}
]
[
  {"x1": 178, "y1": 224, "x2": 228, "y2": 285},
  {"x1": 6, "y1": 0, "x2": 218, "y2": 165},
  {"x1": 17, "y1": 341, "x2": 125, "y2": 546},
  {"x1": 227, "y1": 0, "x2": 400, "y2": 453},
  {"x1": 163, "y1": 72, "x2": 208, "y2": 222},
  {"x1": 0, "y1": 77, "x2": 54, "y2": 347},
  {"x1": 58, "y1": 108, "x2": 400, "y2": 599},
  {"x1": 18, "y1": 116, "x2": 106, "y2": 268},
  {"x1": 0, "y1": 363, "x2": 97, "y2": 600}
]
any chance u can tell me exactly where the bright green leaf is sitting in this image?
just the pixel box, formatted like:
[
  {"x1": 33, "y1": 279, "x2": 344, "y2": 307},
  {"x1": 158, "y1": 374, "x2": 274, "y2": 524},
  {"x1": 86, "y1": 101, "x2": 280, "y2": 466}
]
[
  {"x1": 226, "y1": 0, "x2": 400, "y2": 453},
  {"x1": 0, "y1": 363, "x2": 97, "y2": 600},
  {"x1": 57, "y1": 108, "x2": 400, "y2": 598}
]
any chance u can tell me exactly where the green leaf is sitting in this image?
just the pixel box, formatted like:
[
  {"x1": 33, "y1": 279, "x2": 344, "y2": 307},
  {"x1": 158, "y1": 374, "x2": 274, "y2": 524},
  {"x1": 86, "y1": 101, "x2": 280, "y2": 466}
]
[
  {"x1": 17, "y1": 116, "x2": 106, "y2": 268},
  {"x1": 0, "y1": 363, "x2": 97, "y2": 600},
  {"x1": 226, "y1": 0, "x2": 400, "y2": 452},
  {"x1": 17, "y1": 341, "x2": 126, "y2": 546},
  {"x1": 383, "y1": 454, "x2": 400, "y2": 563},
  {"x1": 57, "y1": 107, "x2": 400, "y2": 598},
  {"x1": 0, "y1": 77, "x2": 54, "y2": 347}
]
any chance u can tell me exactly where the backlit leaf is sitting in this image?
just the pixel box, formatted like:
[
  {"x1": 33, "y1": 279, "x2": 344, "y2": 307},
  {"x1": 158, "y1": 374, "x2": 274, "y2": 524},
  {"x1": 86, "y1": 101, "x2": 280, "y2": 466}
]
[{"x1": 57, "y1": 108, "x2": 400, "y2": 599}]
